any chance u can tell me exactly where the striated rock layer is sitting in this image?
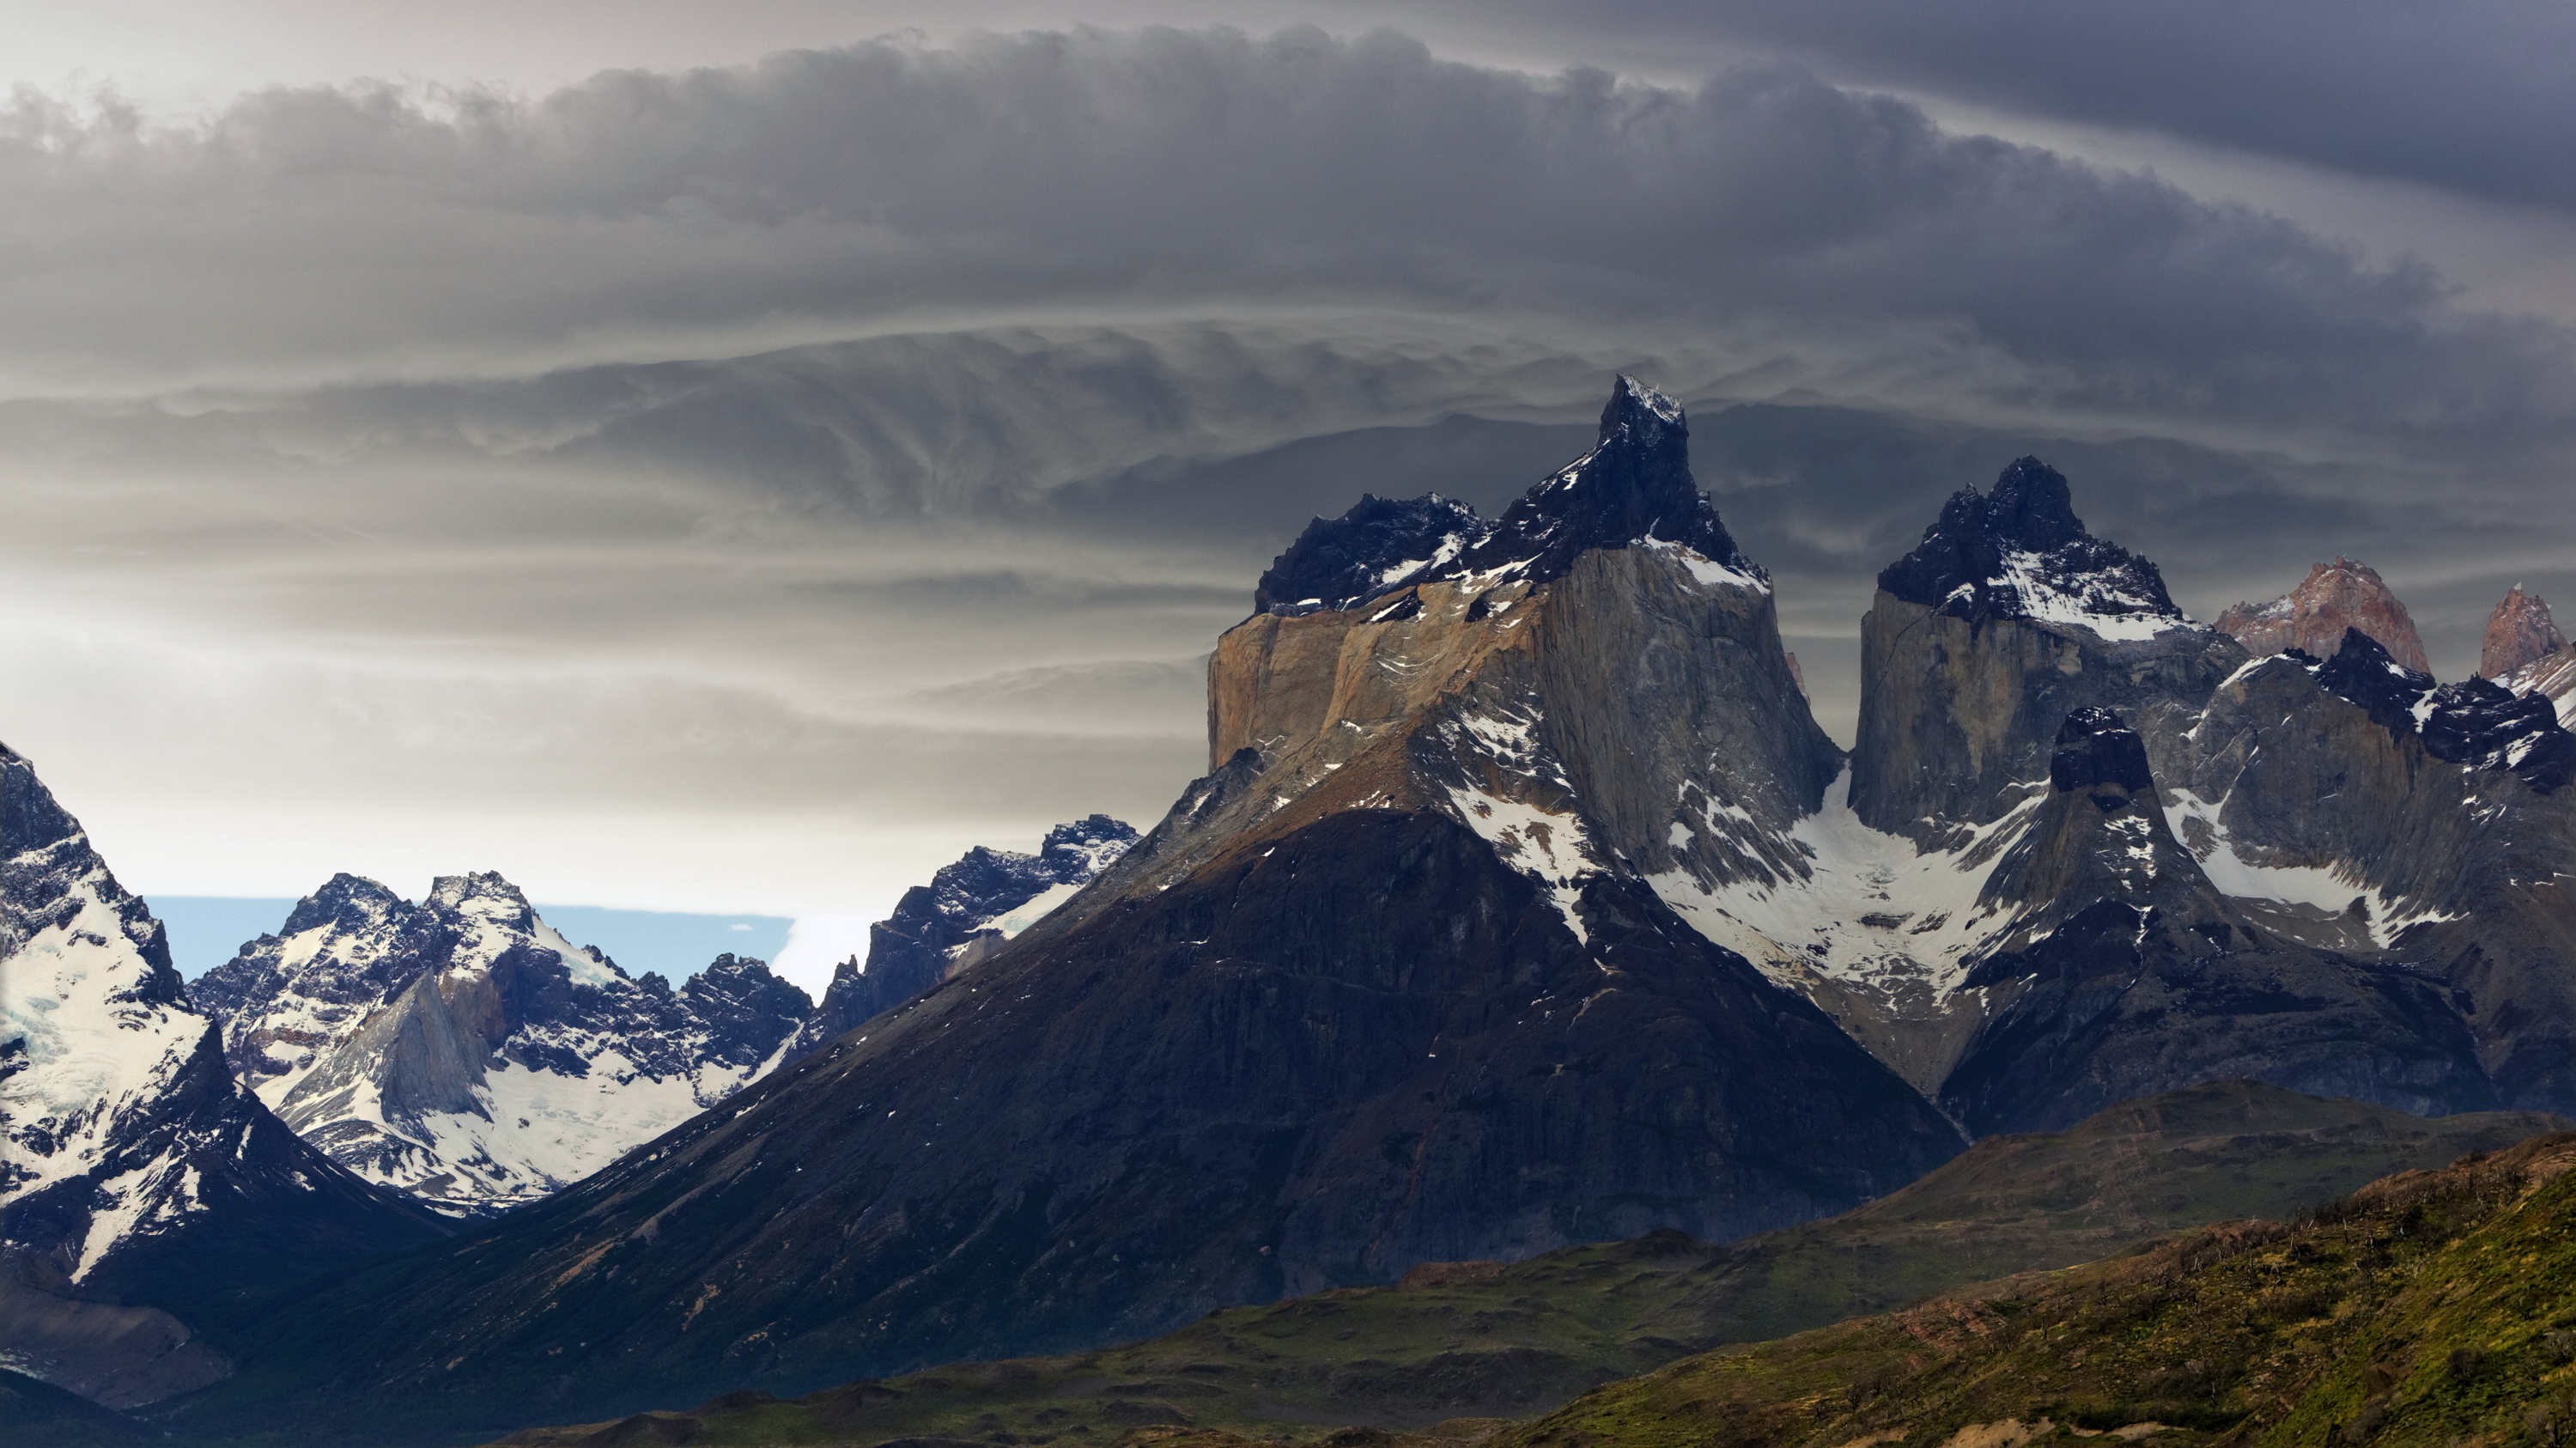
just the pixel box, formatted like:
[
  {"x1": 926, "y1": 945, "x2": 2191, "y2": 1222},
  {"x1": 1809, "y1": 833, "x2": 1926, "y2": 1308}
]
[{"x1": 2215, "y1": 556, "x2": 2431, "y2": 672}]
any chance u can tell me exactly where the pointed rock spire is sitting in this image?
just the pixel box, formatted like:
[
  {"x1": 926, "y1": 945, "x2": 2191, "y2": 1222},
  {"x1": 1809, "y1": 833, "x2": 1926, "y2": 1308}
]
[{"x1": 2480, "y1": 585, "x2": 2568, "y2": 679}]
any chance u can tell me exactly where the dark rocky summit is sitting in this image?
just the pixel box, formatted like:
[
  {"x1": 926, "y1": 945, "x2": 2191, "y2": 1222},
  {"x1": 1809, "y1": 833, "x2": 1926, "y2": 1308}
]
[
  {"x1": 1850, "y1": 458, "x2": 2238, "y2": 841},
  {"x1": 1876, "y1": 457, "x2": 2182, "y2": 630},
  {"x1": 1255, "y1": 495, "x2": 1488, "y2": 616}
]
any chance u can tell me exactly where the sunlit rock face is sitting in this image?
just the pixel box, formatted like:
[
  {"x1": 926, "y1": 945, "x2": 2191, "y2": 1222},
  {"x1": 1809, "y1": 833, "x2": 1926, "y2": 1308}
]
[{"x1": 2216, "y1": 555, "x2": 2431, "y2": 673}]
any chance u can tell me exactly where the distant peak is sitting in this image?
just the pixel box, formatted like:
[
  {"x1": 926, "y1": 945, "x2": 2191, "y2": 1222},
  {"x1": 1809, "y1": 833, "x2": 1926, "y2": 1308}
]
[
  {"x1": 2216, "y1": 556, "x2": 2429, "y2": 672},
  {"x1": 2482, "y1": 583, "x2": 2568, "y2": 679}
]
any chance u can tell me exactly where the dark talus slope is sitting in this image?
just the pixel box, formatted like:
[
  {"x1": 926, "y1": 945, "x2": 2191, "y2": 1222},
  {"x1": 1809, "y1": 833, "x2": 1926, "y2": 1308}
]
[
  {"x1": 2215, "y1": 555, "x2": 2433, "y2": 673},
  {"x1": 192, "y1": 875, "x2": 813, "y2": 1216},
  {"x1": 785, "y1": 816, "x2": 1138, "y2": 1056},
  {"x1": 474, "y1": 1081, "x2": 2567, "y2": 1448},
  {"x1": 0, "y1": 745, "x2": 446, "y2": 1410},
  {"x1": 1496, "y1": 1129, "x2": 2576, "y2": 1448},
  {"x1": 193, "y1": 380, "x2": 1957, "y2": 1437}
]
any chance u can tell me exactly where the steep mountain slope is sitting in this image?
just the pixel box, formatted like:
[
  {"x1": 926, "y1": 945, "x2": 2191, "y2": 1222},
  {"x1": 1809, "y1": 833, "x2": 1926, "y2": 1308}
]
[
  {"x1": 1494, "y1": 1128, "x2": 2576, "y2": 1448},
  {"x1": 2216, "y1": 556, "x2": 2432, "y2": 672},
  {"x1": 192, "y1": 877, "x2": 812, "y2": 1215},
  {"x1": 473, "y1": 1082, "x2": 2567, "y2": 1448},
  {"x1": 785, "y1": 816, "x2": 1137, "y2": 1056},
  {"x1": 0, "y1": 744, "x2": 445, "y2": 1408},
  {"x1": 187, "y1": 379, "x2": 1961, "y2": 1437}
]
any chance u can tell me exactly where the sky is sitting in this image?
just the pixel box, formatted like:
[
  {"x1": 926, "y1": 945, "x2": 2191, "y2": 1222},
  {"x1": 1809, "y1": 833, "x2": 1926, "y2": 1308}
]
[{"x1": 4, "y1": 1, "x2": 2574, "y2": 993}]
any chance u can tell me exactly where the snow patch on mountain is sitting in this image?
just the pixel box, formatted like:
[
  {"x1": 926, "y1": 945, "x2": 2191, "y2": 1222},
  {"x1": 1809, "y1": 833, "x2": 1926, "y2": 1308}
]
[
  {"x1": 2161, "y1": 788, "x2": 2447, "y2": 946},
  {"x1": 1650, "y1": 770, "x2": 2029, "y2": 1001},
  {"x1": 195, "y1": 876, "x2": 811, "y2": 1215}
]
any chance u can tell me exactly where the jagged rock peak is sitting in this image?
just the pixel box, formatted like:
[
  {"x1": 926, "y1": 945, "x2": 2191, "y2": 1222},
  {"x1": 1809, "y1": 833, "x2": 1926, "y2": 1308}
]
[
  {"x1": 2313, "y1": 625, "x2": 2435, "y2": 736},
  {"x1": 2482, "y1": 585, "x2": 2568, "y2": 679},
  {"x1": 2216, "y1": 556, "x2": 2431, "y2": 672},
  {"x1": 1255, "y1": 495, "x2": 1489, "y2": 616},
  {"x1": 2048, "y1": 707, "x2": 2155, "y2": 806},
  {"x1": 2307, "y1": 627, "x2": 2573, "y2": 792},
  {"x1": 1250, "y1": 377, "x2": 1753, "y2": 618},
  {"x1": 1877, "y1": 457, "x2": 2185, "y2": 640},
  {"x1": 276, "y1": 872, "x2": 406, "y2": 937},
  {"x1": 1037, "y1": 813, "x2": 1144, "y2": 877},
  {"x1": 1445, "y1": 374, "x2": 1749, "y2": 586},
  {"x1": 2422, "y1": 678, "x2": 2576, "y2": 794}
]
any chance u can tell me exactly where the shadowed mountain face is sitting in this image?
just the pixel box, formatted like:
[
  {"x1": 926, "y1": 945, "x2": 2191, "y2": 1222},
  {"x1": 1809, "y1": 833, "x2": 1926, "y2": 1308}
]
[{"x1": 182, "y1": 378, "x2": 1960, "y2": 1437}]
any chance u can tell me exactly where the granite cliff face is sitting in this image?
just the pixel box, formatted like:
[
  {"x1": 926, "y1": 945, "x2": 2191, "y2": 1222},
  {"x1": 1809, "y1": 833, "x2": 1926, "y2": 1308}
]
[
  {"x1": 2215, "y1": 556, "x2": 2432, "y2": 672},
  {"x1": 193, "y1": 877, "x2": 813, "y2": 1216},
  {"x1": 785, "y1": 816, "x2": 1137, "y2": 1057},
  {"x1": 219, "y1": 379, "x2": 1961, "y2": 1425},
  {"x1": 0, "y1": 745, "x2": 444, "y2": 1409}
]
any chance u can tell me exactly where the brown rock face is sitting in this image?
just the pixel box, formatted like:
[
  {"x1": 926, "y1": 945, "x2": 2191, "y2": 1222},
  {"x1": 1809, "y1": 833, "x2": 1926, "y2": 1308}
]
[
  {"x1": 2481, "y1": 586, "x2": 2569, "y2": 678},
  {"x1": 2215, "y1": 557, "x2": 2431, "y2": 672}
]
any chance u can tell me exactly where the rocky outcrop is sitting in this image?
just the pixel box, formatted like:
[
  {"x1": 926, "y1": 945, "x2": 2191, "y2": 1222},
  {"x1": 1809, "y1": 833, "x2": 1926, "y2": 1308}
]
[
  {"x1": 193, "y1": 876, "x2": 813, "y2": 1215},
  {"x1": 786, "y1": 816, "x2": 1139, "y2": 1058},
  {"x1": 0, "y1": 744, "x2": 445, "y2": 1408},
  {"x1": 2481, "y1": 586, "x2": 2567, "y2": 678},
  {"x1": 2216, "y1": 557, "x2": 2431, "y2": 672}
]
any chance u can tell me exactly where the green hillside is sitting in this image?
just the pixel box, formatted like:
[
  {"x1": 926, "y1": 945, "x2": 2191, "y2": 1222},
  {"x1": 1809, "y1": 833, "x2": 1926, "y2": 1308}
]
[
  {"x1": 1490, "y1": 1129, "x2": 2576, "y2": 1448},
  {"x1": 479, "y1": 1083, "x2": 2561, "y2": 1448}
]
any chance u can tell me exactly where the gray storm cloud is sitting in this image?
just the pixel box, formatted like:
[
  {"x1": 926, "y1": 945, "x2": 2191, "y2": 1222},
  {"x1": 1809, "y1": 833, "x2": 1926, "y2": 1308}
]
[{"x1": 0, "y1": 24, "x2": 2569, "y2": 972}]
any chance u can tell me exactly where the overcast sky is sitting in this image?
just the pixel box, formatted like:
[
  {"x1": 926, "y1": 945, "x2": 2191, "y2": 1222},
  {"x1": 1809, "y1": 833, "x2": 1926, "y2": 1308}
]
[{"x1": 6, "y1": 2, "x2": 2574, "y2": 990}]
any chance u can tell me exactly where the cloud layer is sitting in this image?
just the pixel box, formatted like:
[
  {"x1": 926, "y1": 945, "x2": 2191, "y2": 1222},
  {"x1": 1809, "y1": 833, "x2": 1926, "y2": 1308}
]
[{"x1": 1, "y1": 26, "x2": 2570, "y2": 983}]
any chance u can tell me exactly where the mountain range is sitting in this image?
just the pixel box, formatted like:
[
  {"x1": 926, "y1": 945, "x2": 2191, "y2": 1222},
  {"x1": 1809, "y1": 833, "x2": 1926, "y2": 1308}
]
[{"x1": 9, "y1": 375, "x2": 2576, "y2": 1446}]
